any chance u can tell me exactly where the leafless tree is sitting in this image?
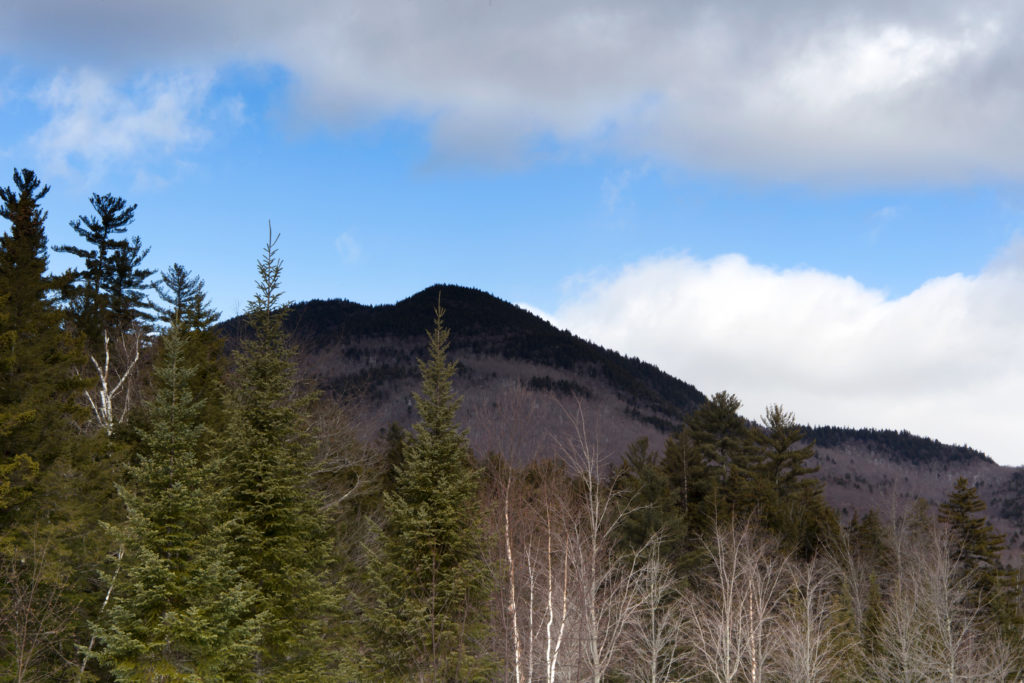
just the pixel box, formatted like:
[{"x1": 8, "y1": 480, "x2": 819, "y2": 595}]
[
  {"x1": 478, "y1": 385, "x2": 578, "y2": 681},
  {"x1": 310, "y1": 398, "x2": 382, "y2": 511},
  {"x1": 556, "y1": 401, "x2": 644, "y2": 683},
  {"x1": 620, "y1": 545, "x2": 686, "y2": 682},
  {"x1": 775, "y1": 553, "x2": 853, "y2": 683},
  {"x1": 82, "y1": 327, "x2": 144, "y2": 434},
  {"x1": 867, "y1": 504, "x2": 1018, "y2": 682},
  {"x1": 0, "y1": 542, "x2": 78, "y2": 682},
  {"x1": 489, "y1": 459, "x2": 579, "y2": 682},
  {"x1": 684, "y1": 518, "x2": 789, "y2": 683}
]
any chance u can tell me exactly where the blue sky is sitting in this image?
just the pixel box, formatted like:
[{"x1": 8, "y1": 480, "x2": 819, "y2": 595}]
[{"x1": 4, "y1": 1, "x2": 1024, "y2": 465}]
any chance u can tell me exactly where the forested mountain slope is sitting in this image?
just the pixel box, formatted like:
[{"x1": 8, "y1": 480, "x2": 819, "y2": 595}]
[{"x1": 224, "y1": 284, "x2": 1023, "y2": 553}]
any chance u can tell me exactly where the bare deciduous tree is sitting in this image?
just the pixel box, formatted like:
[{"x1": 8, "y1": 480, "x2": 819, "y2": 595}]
[
  {"x1": 0, "y1": 543, "x2": 77, "y2": 682},
  {"x1": 684, "y1": 519, "x2": 789, "y2": 683},
  {"x1": 82, "y1": 328, "x2": 143, "y2": 434},
  {"x1": 557, "y1": 402, "x2": 643, "y2": 683},
  {"x1": 869, "y1": 507, "x2": 1019, "y2": 682},
  {"x1": 621, "y1": 546, "x2": 686, "y2": 683},
  {"x1": 775, "y1": 554, "x2": 853, "y2": 683}
]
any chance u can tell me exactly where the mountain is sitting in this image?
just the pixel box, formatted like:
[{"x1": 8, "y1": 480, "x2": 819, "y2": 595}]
[{"x1": 226, "y1": 284, "x2": 1024, "y2": 557}]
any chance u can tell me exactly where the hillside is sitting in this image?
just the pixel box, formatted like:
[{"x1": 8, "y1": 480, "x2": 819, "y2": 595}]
[{"x1": 229, "y1": 284, "x2": 1024, "y2": 554}]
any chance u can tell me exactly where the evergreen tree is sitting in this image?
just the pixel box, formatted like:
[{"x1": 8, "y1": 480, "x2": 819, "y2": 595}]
[
  {"x1": 152, "y1": 263, "x2": 225, "y2": 428},
  {"x1": 683, "y1": 391, "x2": 761, "y2": 519},
  {"x1": 0, "y1": 169, "x2": 115, "y2": 676},
  {"x1": 0, "y1": 168, "x2": 82, "y2": 541},
  {"x1": 938, "y1": 477, "x2": 1017, "y2": 634},
  {"x1": 662, "y1": 426, "x2": 711, "y2": 524},
  {"x1": 154, "y1": 263, "x2": 220, "y2": 332},
  {"x1": 93, "y1": 322, "x2": 262, "y2": 680},
  {"x1": 755, "y1": 404, "x2": 818, "y2": 496},
  {"x1": 362, "y1": 301, "x2": 493, "y2": 681},
  {"x1": 753, "y1": 404, "x2": 837, "y2": 556},
  {"x1": 219, "y1": 228, "x2": 334, "y2": 677},
  {"x1": 55, "y1": 193, "x2": 153, "y2": 344},
  {"x1": 614, "y1": 438, "x2": 687, "y2": 564}
]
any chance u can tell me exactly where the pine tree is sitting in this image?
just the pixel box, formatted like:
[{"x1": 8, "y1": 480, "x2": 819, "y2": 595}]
[
  {"x1": 93, "y1": 322, "x2": 262, "y2": 680},
  {"x1": 219, "y1": 228, "x2": 334, "y2": 677},
  {"x1": 362, "y1": 300, "x2": 493, "y2": 681},
  {"x1": 614, "y1": 438, "x2": 687, "y2": 563},
  {"x1": 753, "y1": 404, "x2": 837, "y2": 556},
  {"x1": 938, "y1": 477, "x2": 1017, "y2": 634},
  {"x1": 55, "y1": 193, "x2": 153, "y2": 344},
  {"x1": 684, "y1": 391, "x2": 761, "y2": 519}
]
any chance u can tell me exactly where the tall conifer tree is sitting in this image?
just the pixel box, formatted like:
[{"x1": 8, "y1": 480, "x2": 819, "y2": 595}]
[
  {"x1": 362, "y1": 301, "x2": 493, "y2": 680},
  {"x1": 55, "y1": 193, "x2": 153, "y2": 344},
  {"x1": 938, "y1": 476, "x2": 1019, "y2": 636},
  {"x1": 0, "y1": 169, "x2": 82, "y2": 541},
  {"x1": 153, "y1": 263, "x2": 225, "y2": 429},
  {"x1": 220, "y1": 228, "x2": 334, "y2": 677},
  {"x1": 753, "y1": 405, "x2": 837, "y2": 555},
  {"x1": 93, "y1": 322, "x2": 262, "y2": 679},
  {"x1": 684, "y1": 391, "x2": 761, "y2": 519}
]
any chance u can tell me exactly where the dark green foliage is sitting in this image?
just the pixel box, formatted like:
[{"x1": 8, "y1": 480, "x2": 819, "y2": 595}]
[
  {"x1": 151, "y1": 263, "x2": 225, "y2": 429},
  {"x1": 1, "y1": 170, "x2": 58, "y2": 325},
  {"x1": 93, "y1": 323, "x2": 262, "y2": 680},
  {"x1": 806, "y1": 425, "x2": 990, "y2": 465},
  {"x1": 842, "y1": 511, "x2": 892, "y2": 661},
  {"x1": 662, "y1": 427, "x2": 711, "y2": 526},
  {"x1": 684, "y1": 390, "x2": 762, "y2": 517},
  {"x1": 658, "y1": 394, "x2": 836, "y2": 562},
  {"x1": 362, "y1": 301, "x2": 493, "y2": 681},
  {"x1": 526, "y1": 375, "x2": 592, "y2": 399},
  {"x1": 219, "y1": 230, "x2": 334, "y2": 677},
  {"x1": 155, "y1": 263, "x2": 220, "y2": 332},
  {"x1": 753, "y1": 405, "x2": 838, "y2": 556},
  {"x1": 614, "y1": 438, "x2": 687, "y2": 564},
  {"x1": 939, "y1": 477, "x2": 1006, "y2": 582},
  {"x1": 0, "y1": 169, "x2": 125, "y2": 678},
  {"x1": 755, "y1": 405, "x2": 819, "y2": 494},
  {"x1": 55, "y1": 193, "x2": 154, "y2": 343},
  {"x1": 938, "y1": 477, "x2": 1020, "y2": 637},
  {"x1": 0, "y1": 168, "x2": 84, "y2": 541}
]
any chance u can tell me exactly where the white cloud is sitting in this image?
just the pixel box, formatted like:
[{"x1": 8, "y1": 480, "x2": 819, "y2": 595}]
[
  {"x1": 5, "y1": 1, "x2": 1024, "y2": 181},
  {"x1": 30, "y1": 69, "x2": 212, "y2": 176},
  {"x1": 548, "y1": 241, "x2": 1024, "y2": 466}
]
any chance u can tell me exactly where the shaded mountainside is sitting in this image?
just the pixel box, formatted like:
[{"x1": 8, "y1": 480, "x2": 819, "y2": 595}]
[
  {"x1": 224, "y1": 284, "x2": 1023, "y2": 554},
  {"x1": 286, "y1": 285, "x2": 706, "y2": 423}
]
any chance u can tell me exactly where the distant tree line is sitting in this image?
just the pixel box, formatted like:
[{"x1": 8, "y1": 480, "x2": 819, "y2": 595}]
[{"x1": 2, "y1": 167, "x2": 1022, "y2": 680}]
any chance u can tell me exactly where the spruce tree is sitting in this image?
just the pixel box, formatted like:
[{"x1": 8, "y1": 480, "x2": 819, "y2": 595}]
[
  {"x1": 0, "y1": 169, "x2": 82, "y2": 541},
  {"x1": 93, "y1": 322, "x2": 262, "y2": 680},
  {"x1": 362, "y1": 301, "x2": 493, "y2": 681},
  {"x1": 219, "y1": 228, "x2": 334, "y2": 677},
  {"x1": 0, "y1": 169, "x2": 113, "y2": 675},
  {"x1": 152, "y1": 263, "x2": 225, "y2": 428},
  {"x1": 154, "y1": 263, "x2": 220, "y2": 331}
]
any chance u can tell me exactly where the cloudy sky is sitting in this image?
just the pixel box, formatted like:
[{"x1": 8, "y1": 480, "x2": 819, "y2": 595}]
[{"x1": 3, "y1": 1, "x2": 1024, "y2": 465}]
